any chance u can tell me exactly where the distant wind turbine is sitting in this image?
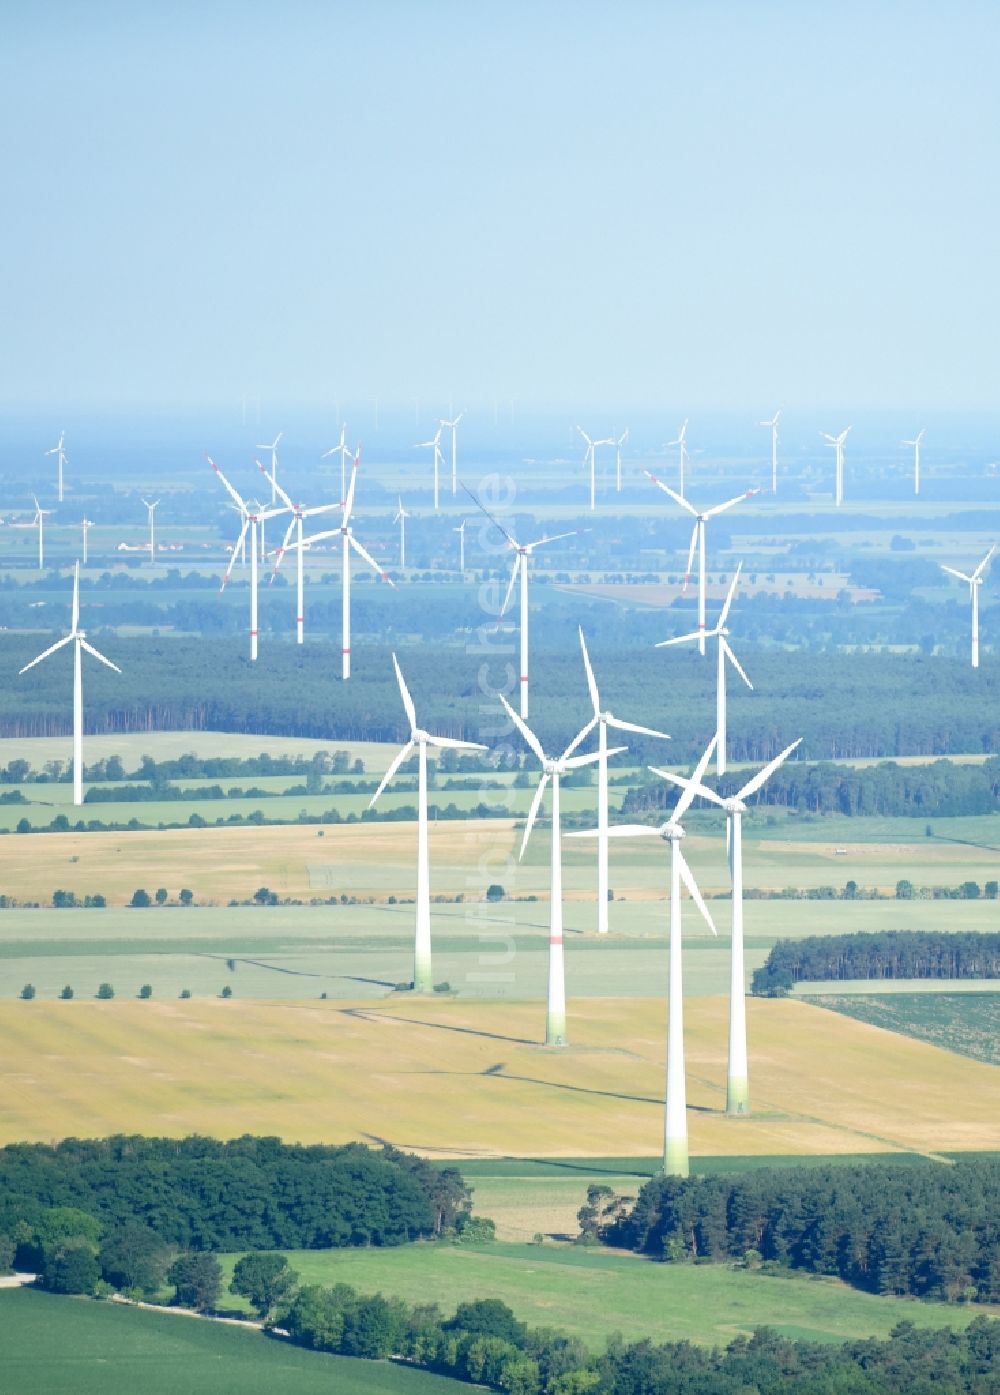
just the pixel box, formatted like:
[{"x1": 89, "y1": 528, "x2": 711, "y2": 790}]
[
  {"x1": 370, "y1": 656, "x2": 486, "y2": 991},
  {"x1": 19, "y1": 562, "x2": 121, "y2": 806},
  {"x1": 902, "y1": 429, "x2": 925, "y2": 496},
  {"x1": 257, "y1": 432, "x2": 283, "y2": 504},
  {"x1": 46, "y1": 431, "x2": 67, "y2": 503},
  {"x1": 759, "y1": 410, "x2": 780, "y2": 493},
  {"x1": 657, "y1": 564, "x2": 750, "y2": 776},
  {"x1": 653, "y1": 738, "x2": 801, "y2": 1117},
  {"x1": 614, "y1": 428, "x2": 629, "y2": 493},
  {"x1": 821, "y1": 427, "x2": 851, "y2": 506},
  {"x1": 669, "y1": 420, "x2": 690, "y2": 497},
  {"x1": 31, "y1": 495, "x2": 52, "y2": 570},
  {"x1": 439, "y1": 413, "x2": 464, "y2": 495},
  {"x1": 393, "y1": 496, "x2": 410, "y2": 569},
  {"x1": 80, "y1": 517, "x2": 93, "y2": 565},
  {"x1": 502, "y1": 694, "x2": 620, "y2": 1045},
  {"x1": 644, "y1": 475, "x2": 758, "y2": 655},
  {"x1": 454, "y1": 519, "x2": 467, "y2": 574},
  {"x1": 261, "y1": 462, "x2": 341, "y2": 645},
  {"x1": 321, "y1": 425, "x2": 352, "y2": 501},
  {"x1": 941, "y1": 546, "x2": 995, "y2": 668},
  {"x1": 576, "y1": 427, "x2": 615, "y2": 511},
  {"x1": 414, "y1": 427, "x2": 445, "y2": 511},
  {"x1": 209, "y1": 457, "x2": 289, "y2": 660},
  {"x1": 141, "y1": 498, "x2": 159, "y2": 564}
]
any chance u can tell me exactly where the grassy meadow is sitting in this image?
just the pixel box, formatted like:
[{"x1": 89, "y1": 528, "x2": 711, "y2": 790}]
[
  {"x1": 0, "y1": 995, "x2": 996, "y2": 1157},
  {"x1": 803, "y1": 992, "x2": 1000, "y2": 1065}
]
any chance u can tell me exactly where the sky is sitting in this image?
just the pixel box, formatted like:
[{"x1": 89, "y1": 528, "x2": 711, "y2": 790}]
[{"x1": 2, "y1": 0, "x2": 999, "y2": 414}]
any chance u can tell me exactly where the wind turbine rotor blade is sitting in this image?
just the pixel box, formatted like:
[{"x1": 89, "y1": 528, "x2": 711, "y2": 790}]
[
  {"x1": 973, "y1": 545, "x2": 996, "y2": 580},
  {"x1": 717, "y1": 561, "x2": 744, "y2": 629},
  {"x1": 222, "y1": 519, "x2": 250, "y2": 587},
  {"x1": 499, "y1": 692, "x2": 546, "y2": 765},
  {"x1": 427, "y1": 734, "x2": 488, "y2": 751},
  {"x1": 529, "y1": 528, "x2": 580, "y2": 549},
  {"x1": 737, "y1": 737, "x2": 802, "y2": 801},
  {"x1": 676, "y1": 847, "x2": 717, "y2": 935},
  {"x1": 207, "y1": 456, "x2": 246, "y2": 511},
  {"x1": 302, "y1": 502, "x2": 341, "y2": 519},
  {"x1": 682, "y1": 522, "x2": 698, "y2": 587},
  {"x1": 644, "y1": 472, "x2": 698, "y2": 516},
  {"x1": 576, "y1": 426, "x2": 592, "y2": 446},
  {"x1": 271, "y1": 516, "x2": 298, "y2": 577},
  {"x1": 80, "y1": 639, "x2": 121, "y2": 673},
  {"x1": 343, "y1": 459, "x2": 359, "y2": 521},
  {"x1": 705, "y1": 489, "x2": 759, "y2": 520},
  {"x1": 497, "y1": 555, "x2": 520, "y2": 623},
  {"x1": 368, "y1": 739, "x2": 415, "y2": 808},
  {"x1": 940, "y1": 565, "x2": 972, "y2": 583},
  {"x1": 578, "y1": 627, "x2": 600, "y2": 715},
  {"x1": 567, "y1": 823, "x2": 659, "y2": 839},
  {"x1": 71, "y1": 561, "x2": 80, "y2": 632},
  {"x1": 607, "y1": 717, "x2": 671, "y2": 740},
  {"x1": 564, "y1": 745, "x2": 627, "y2": 770},
  {"x1": 18, "y1": 633, "x2": 74, "y2": 673},
  {"x1": 459, "y1": 481, "x2": 519, "y2": 548},
  {"x1": 258, "y1": 460, "x2": 294, "y2": 510},
  {"x1": 656, "y1": 628, "x2": 705, "y2": 648},
  {"x1": 349, "y1": 534, "x2": 395, "y2": 586},
  {"x1": 650, "y1": 767, "x2": 725, "y2": 807},
  {"x1": 670, "y1": 735, "x2": 719, "y2": 822},
  {"x1": 561, "y1": 713, "x2": 598, "y2": 760},
  {"x1": 391, "y1": 652, "x2": 418, "y2": 733},
  {"x1": 722, "y1": 638, "x2": 753, "y2": 690},
  {"x1": 520, "y1": 772, "x2": 549, "y2": 859}
]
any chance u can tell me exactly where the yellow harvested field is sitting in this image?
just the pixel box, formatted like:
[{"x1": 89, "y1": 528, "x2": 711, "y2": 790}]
[{"x1": 1, "y1": 996, "x2": 996, "y2": 1157}]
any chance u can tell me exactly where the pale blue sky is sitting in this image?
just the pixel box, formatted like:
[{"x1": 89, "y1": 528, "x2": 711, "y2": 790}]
[{"x1": 2, "y1": 0, "x2": 998, "y2": 412}]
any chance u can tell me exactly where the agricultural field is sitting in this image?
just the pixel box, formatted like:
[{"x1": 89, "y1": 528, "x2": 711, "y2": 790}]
[
  {"x1": 0, "y1": 995, "x2": 996, "y2": 1157},
  {"x1": 0, "y1": 1288, "x2": 461, "y2": 1395},
  {"x1": 217, "y1": 1240, "x2": 1000, "y2": 1349},
  {"x1": 803, "y1": 992, "x2": 1000, "y2": 1066}
]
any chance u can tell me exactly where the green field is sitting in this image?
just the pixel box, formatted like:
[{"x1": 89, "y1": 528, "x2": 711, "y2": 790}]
[
  {"x1": 213, "y1": 1240, "x2": 995, "y2": 1349},
  {"x1": 0, "y1": 1288, "x2": 462, "y2": 1395},
  {"x1": 803, "y1": 993, "x2": 1000, "y2": 1065}
]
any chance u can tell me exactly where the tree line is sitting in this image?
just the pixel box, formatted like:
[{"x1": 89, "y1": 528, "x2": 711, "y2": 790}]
[
  {"x1": 752, "y1": 930, "x2": 1000, "y2": 994},
  {"x1": 602, "y1": 1157, "x2": 1000, "y2": 1304}
]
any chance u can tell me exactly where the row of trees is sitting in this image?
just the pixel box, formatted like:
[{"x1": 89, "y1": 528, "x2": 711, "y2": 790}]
[
  {"x1": 603, "y1": 1158, "x2": 1000, "y2": 1303},
  {"x1": 0, "y1": 1136, "x2": 471, "y2": 1254},
  {"x1": 752, "y1": 930, "x2": 1000, "y2": 994}
]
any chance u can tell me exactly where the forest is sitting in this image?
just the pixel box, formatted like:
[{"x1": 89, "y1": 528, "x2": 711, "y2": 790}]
[
  {"x1": 602, "y1": 1158, "x2": 1000, "y2": 1304},
  {"x1": 752, "y1": 931, "x2": 1000, "y2": 994},
  {"x1": 0, "y1": 1135, "x2": 470, "y2": 1256}
]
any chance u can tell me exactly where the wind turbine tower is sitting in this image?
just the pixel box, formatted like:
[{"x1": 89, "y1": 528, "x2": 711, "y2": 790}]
[
  {"x1": 46, "y1": 432, "x2": 68, "y2": 503},
  {"x1": 822, "y1": 427, "x2": 851, "y2": 506},
  {"x1": 941, "y1": 547, "x2": 995, "y2": 668},
  {"x1": 141, "y1": 498, "x2": 159, "y2": 564},
  {"x1": 669, "y1": 420, "x2": 690, "y2": 497},
  {"x1": 32, "y1": 496, "x2": 52, "y2": 571},
  {"x1": 440, "y1": 413, "x2": 464, "y2": 495},
  {"x1": 210, "y1": 457, "x2": 289, "y2": 660},
  {"x1": 261, "y1": 463, "x2": 340, "y2": 645},
  {"x1": 257, "y1": 433, "x2": 284, "y2": 505},
  {"x1": 454, "y1": 519, "x2": 467, "y2": 574},
  {"x1": 615, "y1": 429, "x2": 629, "y2": 492},
  {"x1": 655, "y1": 739, "x2": 801, "y2": 1116},
  {"x1": 19, "y1": 563, "x2": 121, "y2": 806},
  {"x1": 760, "y1": 411, "x2": 780, "y2": 493},
  {"x1": 80, "y1": 517, "x2": 93, "y2": 565},
  {"x1": 903, "y1": 429, "x2": 925, "y2": 495},
  {"x1": 576, "y1": 427, "x2": 615, "y2": 511},
  {"x1": 414, "y1": 427, "x2": 445, "y2": 511},
  {"x1": 502, "y1": 694, "x2": 618, "y2": 1045},
  {"x1": 321, "y1": 426, "x2": 352, "y2": 501},
  {"x1": 394, "y1": 496, "x2": 410, "y2": 569},
  {"x1": 370, "y1": 656, "x2": 486, "y2": 991}
]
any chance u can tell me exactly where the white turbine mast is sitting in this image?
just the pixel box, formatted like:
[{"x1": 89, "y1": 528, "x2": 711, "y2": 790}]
[
  {"x1": 759, "y1": 410, "x2": 781, "y2": 494},
  {"x1": 644, "y1": 474, "x2": 758, "y2": 655},
  {"x1": 668, "y1": 420, "x2": 689, "y2": 497},
  {"x1": 209, "y1": 457, "x2": 289, "y2": 661},
  {"x1": 463, "y1": 484, "x2": 580, "y2": 717},
  {"x1": 31, "y1": 495, "x2": 53, "y2": 571},
  {"x1": 576, "y1": 426, "x2": 615, "y2": 511},
  {"x1": 654, "y1": 737, "x2": 801, "y2": 1118},
  {"x1": 414, "y1": 426, "x2": 445, "y2": 511},
  {"x1": 569, "y1": 735, "x2": 718, "y2": 1176},
  {"x1": 278, "y1": 449, "x2": 396, "y2": 679},
  {"x1": 45, "y1": 431, "x2": 67, "y2": 503},
  {"x1": 439, "y1": 413, "x2": 464, "y2": 496},
  {"x1": 657, "y1": 563, "x2": 750, "y2": 776},
  {"x1": 261, "y1": 462, "x2": 341, "y2": 645},
  {"x1": 574, "y1": 628, "x2": 670, "y2": 933},
  {"x1": 393, "y1": 495, "x2": 410, "y2": 569},
  {"x1": 256, "y1": 432, "x2": 283, "y2": 505},
  {"x1": 821, "y1": 426, "x2": 851, "y2": 507},
  {"x1": 902, "y1": 428, "x2": 925, "y2": 496},
  {"x1": 321, "y1": 425, "x2": 352, "y2": 502},
  {"x1": 141, "y1": 497, "x2": 160, "y2": 564},
  {"x1": 502, "y1": 693, "x2": 622, "y2": 1045},
  {"x1": 19, "y1": 562, "x2": 121, "y2": 806},
  {"x1": 454, "y1": 519, "x2": 467, "y2": 574},
  {"x1": 941, "y1": 546, "x2": 995, "y2": 668},
  {"x1": 80, "y1": 516, "x2": 93, "y2": 565},
  {"x1": 370, "y1": 655, "x2": 486, "y2": 991},
  {"x1": 615, "y1": 428, "x2": 629, "y2": 493}
]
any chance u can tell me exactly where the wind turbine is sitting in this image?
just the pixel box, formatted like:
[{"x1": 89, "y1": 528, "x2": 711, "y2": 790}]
[
  {"x1": 439, "y1": 413, "x2": 464, "y2": 495},
  {"x1": 760, "y1": 410, "x2": 780, "y2": 494},
  {"x1": 614, "y1": 428, "x2": 629, "y2": 492},
  {"x1": 209, "y1": 457, "x2": 288, "y2": 660},
  {"x1": 256, "y1": 433, "x2": 283, "y2": 504},
  {"x1": 569, "y1": 736, "x2": 718, "y2": 1176},
  {"x1": 575, "y1": 628, "x2": 671, "y2": 934},
  {"x1": 644, "y1": 474, "x2": 758, "y2": 655},
  {"x1": 19, "y1": 562, "x2": 121, "y2": 806},
  {"x1": 279, "y1": 450, "x2": 395, "y2": 679},
  {"x1": 370, "y1": 656, "x2": 486, "y2": 991},
  {"x1": 576, "y1": 427, "x2": 615, "y2": 511},
  {"x1": 31, "y1": 496, "x2": 52, "y2": 570},
  {"x1": 141, "y1": 498, "x2": 159, "y2": 564},
  {"x1": 80, "y1": 517, "x2": 93, "y2": 565},
  {"x1": 941, "y1": 546, "x2": 995, "y2": 668},
  {"x1": 668, "y1": 420, "x2": 690, "y2": 497},
  {"x1": 414, "y1": 427, "x2": 445, "y2": 511},
  {"x1": 462, "y1": 483, "x2": 579, "y2": 717},
  {"x1": 653, "y1": 738, "x2": 801, "y2": 1117},
  {"x1": 260, "y1": 462, "x2": 340, "y2": 645},
  {"x1": 902, "y1": 429, "x2": 925, "y2": 495},
  {"x1": 393, "y1": 496, "x2": 410, "y2": 569},
  {"x1": 321, "y1": 425, "x2": 352, "y2": 501},
  {"x1": 454, "y1": 519, "x2": 467, "y2": 574},
  {"x1": 821, "y1": 427, "x2": 851, "y2": 506},
  {"x1": 46, "y1": 431, "x2": 67, "y2": 503},
  {"x1": 657, "y1": 564, "x2": 750, "y2": 776},
  {"x1": 501, "y1": 694, "x2": 621, "y2": 1045}
]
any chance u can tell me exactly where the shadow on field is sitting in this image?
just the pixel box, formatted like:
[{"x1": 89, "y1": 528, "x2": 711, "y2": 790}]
[{"x1": 337, "y1": 1006, "x2": 537, "y2": 1045}]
